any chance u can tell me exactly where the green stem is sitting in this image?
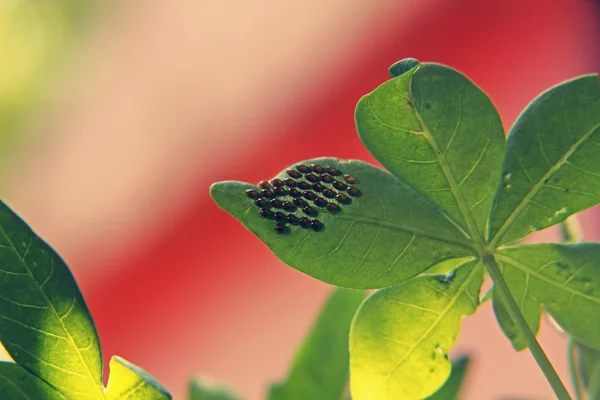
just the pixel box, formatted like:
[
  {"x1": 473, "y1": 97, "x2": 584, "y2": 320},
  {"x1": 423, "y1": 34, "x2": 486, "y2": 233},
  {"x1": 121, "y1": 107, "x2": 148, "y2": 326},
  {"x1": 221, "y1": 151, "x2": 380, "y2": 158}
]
[
  {"x1": 482, "y1": 253, "x2": 572, "y2": 400},
  {"x1": 560, "y1": 216, "x2": 583, "y2": 243},
  {"x1": 568, "y1": 337, "x2": 583, "y2": 400}
]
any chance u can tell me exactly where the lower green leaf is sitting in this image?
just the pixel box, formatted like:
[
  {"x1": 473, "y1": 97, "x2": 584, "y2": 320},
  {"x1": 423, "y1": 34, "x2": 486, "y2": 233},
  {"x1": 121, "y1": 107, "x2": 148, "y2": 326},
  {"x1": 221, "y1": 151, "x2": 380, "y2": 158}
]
[
  {"x1": 350, "y1": 260, "x2": 482, "y2": 400},
  {"x1": 425, "y1": 356, "x2": 470, "y2": 400},
  {"x1": 494, "y1": 244, "x2": 600, "y2": 350},
  {"x1": 268, "y1": 288, "x2": 364, "y2": 400},
  {"x1": 576, "y1": 341, "x2": 600, "y2": 389},
  {"x1": 104, "y1": 356, "x2": 171, "y2": 400},
  {"x1": 188, "y1": 378, "x2": 240, "y2": 400},
  {"x1": 0, "y1": 361, "x2": 65, "y2": 399}
]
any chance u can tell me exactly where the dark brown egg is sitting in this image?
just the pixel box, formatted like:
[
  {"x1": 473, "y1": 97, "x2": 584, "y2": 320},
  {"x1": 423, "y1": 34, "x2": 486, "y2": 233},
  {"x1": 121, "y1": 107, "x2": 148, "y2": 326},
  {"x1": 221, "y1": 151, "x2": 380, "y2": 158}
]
[
  {"x1": 310, "y1": 220, "x2": 323, "y2": 231},
  {"x1": 332, "y1": 181, "x2": 346, "y2": 191},
  {"x1": 245, "y1": 189, "x2": 259, "y2": 199},
  {"x1": 326, "y1": 203, "x2": 340, "y2": 212},
  {"x1": 270, "y1": 199, "x2": 282, "y2": 208},
  {"x1": 284, "y1": 178, "x2": 296, "y2": 187},
  {"x1": 274, "y1": 223, "x2": 286, "y2": 233},
  {"x1": 261, "y1": 189, "x2": 274, "y2": 198},
  {"x1": 273, "y1": 186, "x2": 287, "y2": 196},
  {"x1": 343, "y1": 174, "x2": 356, "y2": 184},
  {"x1": 293, "y1": 198, "x2": 305, "y2": 207},
  {"x1": 314, "y1": 197, "x2": 327, "y2": 207},
  {"x1": 325, "y1": 166, "x2": 339, "y2": 175},
  {"x1": 271, "y1": 178, "x2": 284, "y2": 187},
  {"x1": 287, "y1": 170, "x2": 302, "y2": 179},
  {"x1": 335, "y1": 193, "x2": 348, "y2": 203},
  {"x1": 320, "y1": 174, "x2": 333, "y2": 183},
  {"x1": 302, "y1": 206, "x2": 313, "y2": 215},
  {"x1": 254, "y1": 198, "x2": 268, "y2": 207},
  {"x1": 305, "y1": 173, "x2": 319, "y2": 183},
  {"x1": 347, "y1": 186, "x2": 361, "y2": 196},
  {"x1": 273, "y1": 212, "x2": 285, "y2": 221},
  {"x1": 322, "y1": 189, "x2": 336, "y2": 199},
  {"x1": 298, "y1": 181, "x2": 310, "y2": 190},
  {"x1": 311, "y1": 165, "x2": 324, "y2": 174},
  {"x1": 286, "y1": 214, "x2": 298, "y2": 224},
  {"x1": 259, "y1": 208, "x2": 272, "y2": 218},
  {"x1": 303, "y1": 191, "x2": 317, "y2": 200},
  {"x1": 282, "y1": 201, "x2": 295, "y2": 211},
  {"x1": 288, "y1": 188, "x2": 302, "y2": 198},
  {"x1": 296, "y1": 164, "x2": 310, "y2": 173},
  {"x1": 300, "y1": 217, "x2": 311, "y2": 228},
  {"x1": 312, "y1": 182, "x2": 324, "y2": 192}
]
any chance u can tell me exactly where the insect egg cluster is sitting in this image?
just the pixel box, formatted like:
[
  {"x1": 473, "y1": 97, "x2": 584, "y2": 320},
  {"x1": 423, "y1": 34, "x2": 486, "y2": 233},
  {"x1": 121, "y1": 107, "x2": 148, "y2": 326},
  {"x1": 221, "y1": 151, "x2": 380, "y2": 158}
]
[{"x1": 245, "y1": 163, "x2": 361, "y2": 234}]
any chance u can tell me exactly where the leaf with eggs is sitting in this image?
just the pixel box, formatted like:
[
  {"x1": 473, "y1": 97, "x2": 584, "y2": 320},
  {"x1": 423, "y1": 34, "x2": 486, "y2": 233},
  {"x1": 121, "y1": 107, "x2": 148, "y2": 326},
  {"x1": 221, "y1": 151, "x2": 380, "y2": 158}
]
[
  {"x1": 211, "y1": 158, "x2": 476, "y2": 289},
  {"x1": 350, "y1": 259, "x2": 483, "y2": 400}
]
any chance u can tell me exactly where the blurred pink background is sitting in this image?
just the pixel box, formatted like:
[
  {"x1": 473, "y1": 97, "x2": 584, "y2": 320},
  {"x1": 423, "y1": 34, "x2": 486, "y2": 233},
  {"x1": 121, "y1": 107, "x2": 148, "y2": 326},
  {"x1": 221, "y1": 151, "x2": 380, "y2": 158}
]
[{"x1": 1, "y1": 0, "x2": 599, "y2": 398}]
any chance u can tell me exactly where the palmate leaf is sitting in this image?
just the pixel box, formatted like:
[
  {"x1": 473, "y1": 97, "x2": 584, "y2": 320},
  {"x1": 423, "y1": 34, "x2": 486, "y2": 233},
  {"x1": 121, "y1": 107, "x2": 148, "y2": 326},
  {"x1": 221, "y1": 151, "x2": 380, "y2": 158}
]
[
  {"x1": 211, "y1": 158, "x2": 474, "y2": 290},
  {"x1": 268, "y1": 288, "x2": 364, "y2": 400},
  {"x1": 350, "y1": 260, "x2": 482, "y2": 400},
  {"x1": 0, "y1": 200, "x2": 170, "y2": 398},
  {"x1": 492, "y1": 244, "x2": 600, "y2": 350}
]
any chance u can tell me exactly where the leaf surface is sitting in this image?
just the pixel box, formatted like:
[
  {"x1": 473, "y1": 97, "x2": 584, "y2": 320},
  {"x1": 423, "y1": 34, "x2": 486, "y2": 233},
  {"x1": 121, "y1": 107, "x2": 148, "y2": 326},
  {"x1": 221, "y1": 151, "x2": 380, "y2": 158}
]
[
  {"x1": 425, "y1": 356, "x2": 470, "y2": 400},
  {"x1": 355, "y1": 61, "x2": 505, "y2": 238},
  {"x1": 0, "y1": 200, "x2": 103, "y2": 399},
  {"x1": 188, "y1": 378, "x2": 240, "y2": 400},
  {"x1": 211, "y1": 158, "x2": 474, "y2": 289},
  {"x1": 493, "y1": 244, "x2": 600, "y2": 350},
  {"x1": 105, "y1": 356, "x2": 171, "y2": 400},
  {"x1": 0, "y1": 361, "x2": 65, "y2": 399},
  {"x1": 268, "y1": 288, "x2": 364, "y2": 400},
  {"x1": 489, "y1": 75, "x2": 600, "y2": 246},
  {"x1": 350, "y1": 260, "x2": 482, "y2": 400}
]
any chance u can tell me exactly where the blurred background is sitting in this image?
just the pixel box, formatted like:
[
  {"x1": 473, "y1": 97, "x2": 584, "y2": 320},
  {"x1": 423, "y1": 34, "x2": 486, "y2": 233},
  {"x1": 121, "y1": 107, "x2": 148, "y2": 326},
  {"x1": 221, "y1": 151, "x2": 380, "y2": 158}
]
[{"x1": 1, "y1": 0, "x2": 599, "y2": 398}]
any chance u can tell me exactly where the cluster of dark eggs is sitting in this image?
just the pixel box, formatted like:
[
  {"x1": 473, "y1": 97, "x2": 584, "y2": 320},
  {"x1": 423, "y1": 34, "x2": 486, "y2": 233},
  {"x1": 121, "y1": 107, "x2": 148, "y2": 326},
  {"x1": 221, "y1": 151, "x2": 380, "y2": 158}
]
[{"x1": 245, "y1": 164, "x2": 361, "y2": 234}]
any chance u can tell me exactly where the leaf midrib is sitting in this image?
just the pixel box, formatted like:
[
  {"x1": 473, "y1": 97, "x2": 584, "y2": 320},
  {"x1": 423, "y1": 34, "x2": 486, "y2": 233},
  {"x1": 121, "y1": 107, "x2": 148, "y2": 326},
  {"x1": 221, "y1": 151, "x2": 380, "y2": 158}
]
[
  {"x1": 384, "y1": 262, "x2": 481, "y2": 383},
  {"x1": 490, "y1": 122, "x2": 600, "y2": 247},
  {"x1": 0, "y1": 223, "x2": 104, "y2": 399}
]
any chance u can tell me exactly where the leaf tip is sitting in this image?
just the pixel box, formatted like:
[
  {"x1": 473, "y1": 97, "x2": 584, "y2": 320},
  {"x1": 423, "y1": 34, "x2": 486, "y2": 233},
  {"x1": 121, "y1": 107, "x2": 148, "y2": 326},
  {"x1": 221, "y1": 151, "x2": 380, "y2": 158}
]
[{"x1": 388, "y1": 58, "x2": 421, "y2": 78}]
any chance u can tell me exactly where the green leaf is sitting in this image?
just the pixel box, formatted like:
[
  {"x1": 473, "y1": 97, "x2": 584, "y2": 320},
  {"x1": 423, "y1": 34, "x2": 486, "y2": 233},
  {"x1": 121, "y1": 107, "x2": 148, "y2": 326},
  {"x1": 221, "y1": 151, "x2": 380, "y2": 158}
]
[
  {"x1": 493, "y1": 243, "x2": 600, "y2": 350},
  {"x1": 425, "y1": 356, "x2": 470, "y2": 400},
  {"x1": 0, "y1": 361, "x2": 65, "y2": 399},
  {"x1": 576, "y1": 341, "x2": 600, "y2": 389},
  {"x1": 355, "y1": 60, "x2": 506, "y2": 238},
  {"x1": 350, "y1": 260, "x2": 483, "y2": 400},
  {"x1": 105, "y1": 356, "x2": 171, "y2": 400},
  {"x1": 268, "y1": 288, "x2": 364, "y2": 400},
  {"x1": 211, "y1": 158, "x2": 474, "y2": 289},
  {"x1": 0, "y1": 200, "x2": 103, "y2": 399},
  {"x1": 488, "y1": 75, "x2": 600, "y2": 246},
  {"x1": 188, "y1": 378, "x2": 240, "y2": 400}
]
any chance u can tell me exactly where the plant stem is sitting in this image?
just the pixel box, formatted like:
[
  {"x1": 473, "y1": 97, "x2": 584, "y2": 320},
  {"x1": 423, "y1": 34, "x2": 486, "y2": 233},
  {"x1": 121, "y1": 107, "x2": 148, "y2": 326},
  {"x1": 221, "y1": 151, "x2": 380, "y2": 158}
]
[
  {"x1": 567, "y1": 337, "x2": 583, "y2": 400},
  {"x1": 481, "y1": 253, "x2": 573, "y2": 400},
  {"x1": 560, "y1": 216, "x2": 583, "y2": 243}
]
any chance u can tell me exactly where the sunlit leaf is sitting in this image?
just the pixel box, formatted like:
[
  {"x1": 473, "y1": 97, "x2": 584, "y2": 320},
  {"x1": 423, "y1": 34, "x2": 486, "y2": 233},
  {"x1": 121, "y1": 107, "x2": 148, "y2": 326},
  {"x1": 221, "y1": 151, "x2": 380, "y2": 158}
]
[
  {"x1": 105, "y1": 356, "x2": 171, "y2": 400},
  {"x1": 268, "y1": 288, "x2": 364, "y2": 400},
  {"x1": 355, "y1": 60, "x2": 505, "y2": 237},
  {"x1": 211, "y1": 158, "x2": 474, "y2": 289},
  {"x1": 0, "y1": 200, "x2": 103, "y2": 399},
  {"x1": 425, "y1": 356, "x2": 470, "y2": 400},
  {"x1": 350, "y1": 260, "x2": 482, "y2": 400},
  {"x1": 0, "y1": 361, "x2": 65, "y2": 399},
  {"x1": 489, "y1": 75, "x2": 600, "y2": 246}
]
